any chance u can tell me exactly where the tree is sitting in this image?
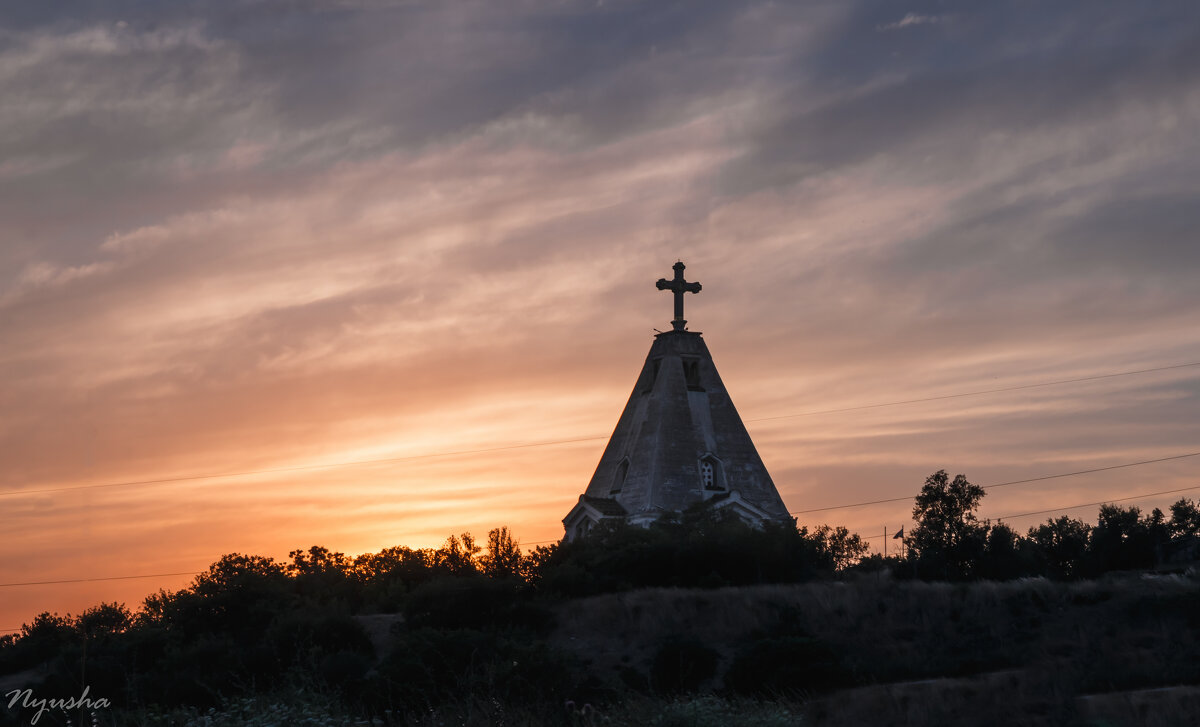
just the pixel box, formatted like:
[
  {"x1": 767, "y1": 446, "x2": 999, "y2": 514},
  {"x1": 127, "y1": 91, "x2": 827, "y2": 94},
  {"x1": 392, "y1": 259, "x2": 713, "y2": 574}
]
[
  {"x1": 166, "y1": 553, "x2": 293, "y2": 637},
  {"x1": 1168, "y1": 497, "x2": 1200, "y2": 539},
  {"x1": 812, "y1": 524, "x2": 869, "y2": 571},
  {"x1": 288, "y1": 545, "x2": 358, "y2": 606},
  {"x1": 288, "y1": 545, "x2": 352, "y2": 577},
  {"x1": 907, "y1": 470, "x2": 987, "y2": 579},
  {"x1": 979, "y1": 522, "x2": 1029, "y2": 580},
  {"x1": 1087, "y1": 504, "x2": 1166, "y2": 574},
  {"x1": 1027, "y1": 516, "x2": 1091, "y2": 578},
  {"x1": 479, "y1": 526, "x2": 524, "y2": 579},
  {"x1": 75, "y1": 602, "x2": 132, "y2": 639},
  {"x1": 435, "y1": 533, "x2": 481, "y2": 575}
]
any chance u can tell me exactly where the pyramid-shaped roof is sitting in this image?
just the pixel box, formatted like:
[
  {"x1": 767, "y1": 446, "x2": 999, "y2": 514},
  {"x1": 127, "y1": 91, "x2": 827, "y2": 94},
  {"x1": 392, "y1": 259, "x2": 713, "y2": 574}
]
[{"x1": 564, "y1": 263, "x2": 791, "y2": 539}]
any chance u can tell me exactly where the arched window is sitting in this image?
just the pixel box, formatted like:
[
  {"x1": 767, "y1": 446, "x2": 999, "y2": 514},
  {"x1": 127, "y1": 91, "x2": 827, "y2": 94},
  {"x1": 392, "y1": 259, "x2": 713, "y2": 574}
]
[
  {"x1": 611, "y1": 458, "x2": 630, "y2": 494},
  {"x1": 699, "y1": 454, "x2": 725, "y2": 491},
  {"x1": 682, "y1": 358, "x2": 704, "y2": 391},
  {"x1": 641, "y1": 359, "x2": 662, "y2": 394}
]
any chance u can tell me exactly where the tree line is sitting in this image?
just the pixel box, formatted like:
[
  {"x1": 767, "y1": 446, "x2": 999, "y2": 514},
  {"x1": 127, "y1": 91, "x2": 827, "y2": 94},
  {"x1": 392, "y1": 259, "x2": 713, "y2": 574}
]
[
  {"x1": 1, "y1": 473, "x2": 1197, "y2": 722},
  {"x1": 884, "y1": 469, "x2": 1200, "y2": 581}
]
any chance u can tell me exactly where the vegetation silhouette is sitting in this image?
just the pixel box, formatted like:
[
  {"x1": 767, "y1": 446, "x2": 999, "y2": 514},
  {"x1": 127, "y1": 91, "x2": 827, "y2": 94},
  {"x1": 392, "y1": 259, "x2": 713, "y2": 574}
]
[
  {"x1": 893, "y1": 472, "x2": 1199, "y2": 583},
  {"x1": 2, "y1": 489, "x2": 1199, "y2": 725}
]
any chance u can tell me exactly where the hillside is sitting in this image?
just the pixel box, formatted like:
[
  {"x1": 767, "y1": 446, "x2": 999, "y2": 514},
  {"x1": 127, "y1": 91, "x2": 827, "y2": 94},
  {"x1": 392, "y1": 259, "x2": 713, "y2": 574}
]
[
  {"x1": 3, "y1": 507, "x2": 1199, "y2": 726},
  {"x1": 545, "y1": 574, "x2": 1200, "y2": 725}
]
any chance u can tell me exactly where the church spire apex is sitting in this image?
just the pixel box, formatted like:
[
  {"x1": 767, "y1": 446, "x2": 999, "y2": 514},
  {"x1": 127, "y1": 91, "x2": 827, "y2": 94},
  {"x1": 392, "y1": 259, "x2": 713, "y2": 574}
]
[
  {"x1": 655, "y1": 261, "x2": 702, "y2": 331},
  {"x1": 563, "y1": 263, "x2": 791, "y2": 540}
]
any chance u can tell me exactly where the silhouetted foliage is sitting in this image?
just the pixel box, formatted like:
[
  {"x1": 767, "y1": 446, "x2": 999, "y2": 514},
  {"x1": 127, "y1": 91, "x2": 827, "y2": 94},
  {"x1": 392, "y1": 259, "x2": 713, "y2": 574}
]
[
  {"x1": 907, "y1": 470, "x2": 988, "y2": 579},
  {"x1": 435, "y1": 532, "x2": 481, "y2": 575},
  {"x1": 892, "y1": 471, "x2": 1200, "y2": 582},
  {"x1": 1027, "y1": 515, "x2": 1092, "y2": 579},
  {"x1": 0, "y1": 612, "x2": 75, "y2": 673},
  {"x1": 288, "y1": 545, "x2": 360, "y2": 608},
  {"x1": 978, "y1": 522, "x2": 1031, "y2": 580},
  {"x1": 403, "y1": 574, "x2": 535, "y2": 630},
  {"x1": 1087, "y1": 504, "x2": 1168, "y2": 575},
  {"x1": 845, "y1": 552, "x2": 906, "y2": 575},
  {"x1": 366, "y1": 626, "x2": 581, "y2": 718},
  {"x1": 533, "y1": 505, "x2": 852, "y2": 597},
  {"x1": 811, "y1": 524, "x2": 870, "y2": 571},
  {"x1": 5, "y1": 489, "x2": 1200, "y2": 725},
  {"x1": 725, "y1": 635, "x2": 851, "y2": 696},
  {"x1": 266, "y1": 610, "x2": 374, "y2": 670},
  {"x1": 1168, "y1": 497, "x2": 1200, "y2": 538},
  {"x1": 650, "y1": 636, "x2": 719, "y2": 694},
  {"x1": 353, "y1": 545, "x2": 437, "y2": 610},
  {"x1": 75, "y1": 601, "x2": 132, "y2": 640},
  {"x1": 480, "y1": 526, "x2": 524, "y2": 579}
]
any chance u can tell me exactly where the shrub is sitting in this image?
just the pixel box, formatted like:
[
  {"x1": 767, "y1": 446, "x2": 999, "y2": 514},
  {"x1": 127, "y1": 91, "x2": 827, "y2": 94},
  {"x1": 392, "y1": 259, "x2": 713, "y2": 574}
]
[
  {"x1": 724, "y1": 636, "x2": 850, "y2": 696},
  {"x1": 650, "y1": 636, "x2": 719, "y2": 695},
  {"x1": 402, "y1": 575, "x2": 530, "y2": 630}
]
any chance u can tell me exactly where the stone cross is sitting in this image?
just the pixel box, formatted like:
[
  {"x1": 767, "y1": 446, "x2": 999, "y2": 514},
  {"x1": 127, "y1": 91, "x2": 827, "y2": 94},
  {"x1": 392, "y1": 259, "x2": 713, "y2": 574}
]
[{"x1": 656, "y1": 261, "x2": 702, "y2": 331}]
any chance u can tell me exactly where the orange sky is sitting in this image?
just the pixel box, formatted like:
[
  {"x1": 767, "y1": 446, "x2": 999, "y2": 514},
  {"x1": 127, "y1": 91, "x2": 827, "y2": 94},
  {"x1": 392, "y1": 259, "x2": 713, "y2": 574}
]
[{"x1": 3, "y1": 2, "x2": 1200, "y2": 631}]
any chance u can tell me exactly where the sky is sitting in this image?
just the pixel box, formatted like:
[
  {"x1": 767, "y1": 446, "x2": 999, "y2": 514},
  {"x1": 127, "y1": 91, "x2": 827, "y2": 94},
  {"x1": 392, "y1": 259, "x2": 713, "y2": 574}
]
[{"x1": 3, "y1": 0, "x2": 1200, "y2": 630}]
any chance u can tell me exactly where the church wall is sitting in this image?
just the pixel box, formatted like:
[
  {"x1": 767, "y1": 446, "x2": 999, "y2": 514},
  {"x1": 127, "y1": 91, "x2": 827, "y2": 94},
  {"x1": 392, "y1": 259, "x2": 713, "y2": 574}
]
[{"x1": 575, "y1": 330, "x2": 790, "y2": 527}]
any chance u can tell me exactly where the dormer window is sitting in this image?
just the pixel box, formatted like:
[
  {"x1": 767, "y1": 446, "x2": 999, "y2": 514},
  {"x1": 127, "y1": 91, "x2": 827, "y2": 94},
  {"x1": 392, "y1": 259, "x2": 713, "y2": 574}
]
[
  {"x1": 699, "y1": 454, "x2": 725, "y2": 491},
  {"x1": 611, "y1": 457, "x2": 630, "y2": 494},
  {"x1": 641, "y1": 359, "x2": 662, "y2": 394},
  {"x1": 682, "y1": 358, "x2": 704, "y2": 391}
]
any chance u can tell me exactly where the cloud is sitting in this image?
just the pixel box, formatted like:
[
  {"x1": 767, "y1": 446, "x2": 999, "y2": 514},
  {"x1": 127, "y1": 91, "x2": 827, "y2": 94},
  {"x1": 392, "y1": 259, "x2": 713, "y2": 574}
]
[
  {"x1": 3, "y1": 0, "x2": 1200, "y2": 627},
  {"x1": 877, "y1": 12, "x2": 941, "y2": 31}
]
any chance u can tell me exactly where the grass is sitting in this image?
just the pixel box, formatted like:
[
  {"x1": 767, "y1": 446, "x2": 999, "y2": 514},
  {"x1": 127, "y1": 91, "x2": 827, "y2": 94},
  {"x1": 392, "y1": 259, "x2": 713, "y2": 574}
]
[
  {"x1": 547, "y1": 571, "x2": 1200, "y2": 724},
  {"x1": 124, "y1": 694, "x2": 806, "y2": 727},
  {"x1": 8, "y1": 571, "x2": 1199, "y2": 726}
]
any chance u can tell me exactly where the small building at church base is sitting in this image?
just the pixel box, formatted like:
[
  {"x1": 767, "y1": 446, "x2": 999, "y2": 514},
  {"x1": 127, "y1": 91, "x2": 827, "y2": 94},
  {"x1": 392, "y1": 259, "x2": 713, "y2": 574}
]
[{"x1": 563, "y1": 263, "x2": 793, "y2": 541}]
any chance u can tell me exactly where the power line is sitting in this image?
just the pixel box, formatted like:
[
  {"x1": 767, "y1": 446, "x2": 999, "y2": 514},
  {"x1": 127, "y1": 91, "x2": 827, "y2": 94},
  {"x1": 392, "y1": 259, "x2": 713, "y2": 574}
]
[
  {"x1": 995, "y1": 485, "x2": 1200, "y2": 522},
  {"x1": 0, "y1": 571, "x2": 201, "y2": 588},
  {"x1": 790, "y1": 450, "x2": 1200, "y2": 515},
  {"x1": 753, "y1": 361, "x2": 1200, "y2": 422},
  {"x1": 4, "y1": 359, "x2": 1198, "y2": 500},
  {"x1": 2, "y1": 488, "x2": 1196, "y2": 594}
]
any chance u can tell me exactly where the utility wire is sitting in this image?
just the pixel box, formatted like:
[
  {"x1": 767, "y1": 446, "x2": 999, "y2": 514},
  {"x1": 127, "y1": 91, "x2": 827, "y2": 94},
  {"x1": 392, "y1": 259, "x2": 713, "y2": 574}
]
[
  {"x1": 2, "y1": 361, "x2": 1197, "y2": 596},
  {"x1": 790, "y1": 450, "x2": 1200, "y2": 515},
  {"x1": 753, "y1": 361, "x2": 1200, "y2": 421},
  {"x1": 4, "y1": 360, "x2": 1198, "y2": 500},
  {"x1": 994, "y1": 485, "x2": 1200, "y2": 522},
  {"x1": 2, "y1": 488, "x2": 1196, "y2": 593},
  {"x1": 0, "y1": 571, "x2": 202, "y2": 588}
]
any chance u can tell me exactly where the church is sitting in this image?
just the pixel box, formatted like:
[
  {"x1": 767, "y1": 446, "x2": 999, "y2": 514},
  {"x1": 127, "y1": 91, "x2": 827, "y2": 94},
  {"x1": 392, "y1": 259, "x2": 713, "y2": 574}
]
[{"x1": 563, "y1": 262, "x2": 793, "y2": 540}]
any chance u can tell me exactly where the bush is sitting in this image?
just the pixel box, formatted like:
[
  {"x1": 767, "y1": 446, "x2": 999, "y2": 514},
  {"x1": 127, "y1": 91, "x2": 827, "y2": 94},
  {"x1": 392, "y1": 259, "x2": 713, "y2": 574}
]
[
  {"x1": 402, "y1": 575, "x2": 534, "y2": 630},
  {"x1": 650, "y1": 636, "x2": 719, "y2": 694},
  {"x1": 725, "y1": 636, "x2": 850, "y2": 696}
]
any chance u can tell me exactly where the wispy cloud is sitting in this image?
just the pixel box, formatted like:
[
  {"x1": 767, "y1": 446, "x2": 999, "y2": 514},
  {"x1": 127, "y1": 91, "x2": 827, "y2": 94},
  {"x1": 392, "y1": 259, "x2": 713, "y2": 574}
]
[
  {"x1": 2, "y1": 0, "x2": 1199, "y2": 626},
  {"x1": 877, "y1": 12, "x2": 942, "y2": 31}
]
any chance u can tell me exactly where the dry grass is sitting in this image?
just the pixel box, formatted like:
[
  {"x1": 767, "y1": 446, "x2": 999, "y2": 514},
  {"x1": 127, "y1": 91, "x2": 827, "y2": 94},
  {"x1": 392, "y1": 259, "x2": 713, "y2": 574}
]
[{"x1": 548, "y1": 572, "x2": 1200, "y2": 724}]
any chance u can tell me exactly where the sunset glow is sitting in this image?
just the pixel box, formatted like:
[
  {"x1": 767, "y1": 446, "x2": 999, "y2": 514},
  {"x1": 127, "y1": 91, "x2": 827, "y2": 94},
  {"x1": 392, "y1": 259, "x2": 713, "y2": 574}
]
[{"x1": 3, "y1": 1, "x2": 1200, "y2": 632}]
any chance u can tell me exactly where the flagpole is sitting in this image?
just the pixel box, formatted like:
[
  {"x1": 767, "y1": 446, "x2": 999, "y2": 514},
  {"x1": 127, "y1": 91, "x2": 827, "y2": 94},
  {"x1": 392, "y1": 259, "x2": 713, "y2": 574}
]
[{"x1": 884, "y1": 526, "x2": 887, "y2": 558}]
